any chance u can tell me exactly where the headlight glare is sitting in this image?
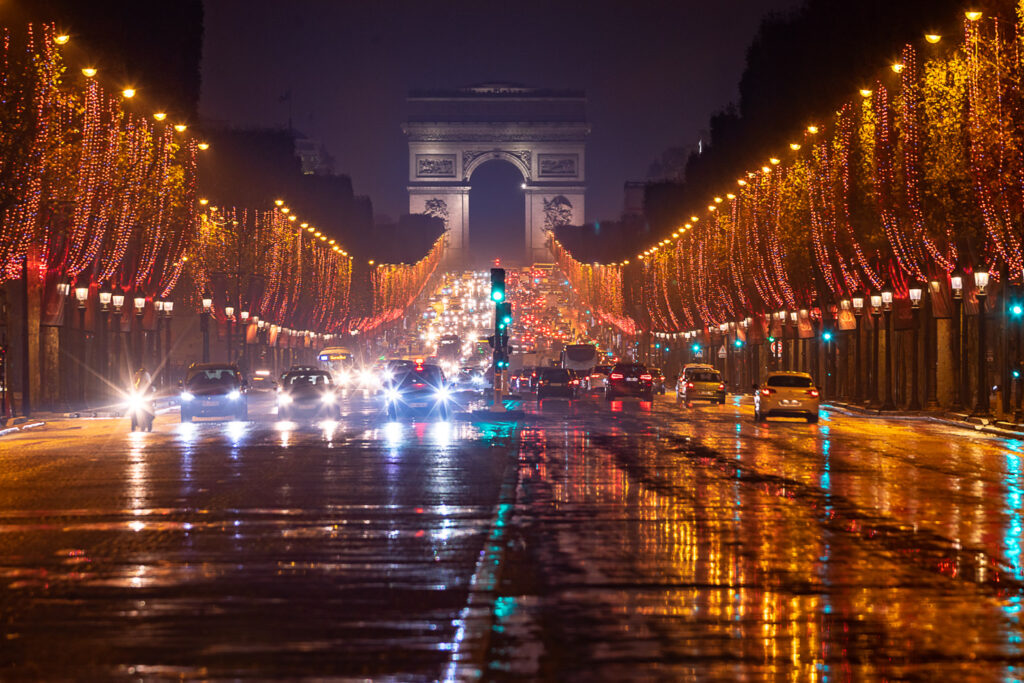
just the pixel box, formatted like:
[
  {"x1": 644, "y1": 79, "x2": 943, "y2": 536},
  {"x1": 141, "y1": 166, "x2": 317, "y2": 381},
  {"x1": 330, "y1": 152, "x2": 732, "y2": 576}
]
[
  {"x1": 228, "y1": 390, "x2": 241, "y2": 401},
  {"x1": 385, "y1": 388, "x2": 400, "y2": 404},
  {"x1": 321, "y1": 392, "x2": 336, "y2": 404},
  {"x1": 278, "y1": 393, "x2": 293, "y2": 405},
  {"x1": 180, "y1": 391, "x2": 194, "y2": 402}
]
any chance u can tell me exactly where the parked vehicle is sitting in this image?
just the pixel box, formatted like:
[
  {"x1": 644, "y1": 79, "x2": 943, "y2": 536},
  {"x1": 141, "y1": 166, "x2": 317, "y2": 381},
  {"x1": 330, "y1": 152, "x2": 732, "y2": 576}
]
[
  {"x1": 754, "y1": 371, "x2": 820, "y2": 423},
  {"x1": 606, "y1": 363, "x2": 654, "y2": 401},
  {"x1": 180, "y1": 364, "x2": 248, "y2": 422}
]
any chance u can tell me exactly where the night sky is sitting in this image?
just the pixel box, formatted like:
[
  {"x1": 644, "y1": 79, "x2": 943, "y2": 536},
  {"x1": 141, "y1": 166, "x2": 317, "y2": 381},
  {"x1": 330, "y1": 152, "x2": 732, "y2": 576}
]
[{"x1": 200, "y1": 0, "x2": 803, "y2": 224}]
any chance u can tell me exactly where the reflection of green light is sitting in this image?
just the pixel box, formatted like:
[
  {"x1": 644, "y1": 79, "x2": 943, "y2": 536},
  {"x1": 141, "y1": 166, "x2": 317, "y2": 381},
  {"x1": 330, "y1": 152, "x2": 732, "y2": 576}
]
[{"x1": 494, "y1": 596, "x2": 518, "y2": 621}]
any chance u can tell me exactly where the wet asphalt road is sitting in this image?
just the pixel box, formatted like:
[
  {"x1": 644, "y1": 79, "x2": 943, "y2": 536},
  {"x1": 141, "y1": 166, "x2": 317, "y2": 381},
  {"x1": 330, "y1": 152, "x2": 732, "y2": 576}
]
[{"x1": 2, "y1": 390, "x2": 1024, "y2": 679}]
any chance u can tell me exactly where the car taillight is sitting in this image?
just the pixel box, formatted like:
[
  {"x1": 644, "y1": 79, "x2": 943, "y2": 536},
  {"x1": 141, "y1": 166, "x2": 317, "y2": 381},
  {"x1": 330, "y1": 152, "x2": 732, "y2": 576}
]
[
  {"x1": 718, "y1": 383, "x2": 726, "y2": 391},
  {"x1": 807, "y1": 389, "x2": 820, "y2": 398},
  {"x1": 572, "y1": 379, "x2": 579, "y2": 385},
  {"x1": 640, "y1": 374, "x2": 652, "y2": 381},
  {"x1": 610, "y1": 373, "x2": 623, "y2": 380},
  {"x1": 686, "y1": 382, "x2": 694, "y2": 389},
  {"x1": 761, "y1": 388, "x2": 775, "y2": 396}
]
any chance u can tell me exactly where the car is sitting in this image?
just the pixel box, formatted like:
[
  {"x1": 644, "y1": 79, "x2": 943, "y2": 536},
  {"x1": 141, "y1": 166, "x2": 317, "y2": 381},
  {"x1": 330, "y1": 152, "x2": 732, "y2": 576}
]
[
  {"x1": 606, "y1": 363, "x2": 654, "y2": 401},
  {"x1": 382, "y1": 362, "x2": 453, "y2": 420},
  {"x1": 586, "y1": 365, "x2": 612, "y2": 393},
  {"x1": 566, "y1": 369, "x2": 585, "y2": 392},
  {"x1": 754, "y1": 371, "x2": 820, "y2": 423},
  {"x1": 648, "y1": 367, "x2": 667, "y2": 395},
  {"x1": 180, "y1": 363, "x2": 248, "y2": 422},
  {"x1": 537, "y1": 368, "x2": 575, "y2": 401},
  {"x1": 676, "y1": 367, "x2": 726, "y2": 405},
  {"x1": 277, "y1": 369, "x2": 341, "y2": 420}
]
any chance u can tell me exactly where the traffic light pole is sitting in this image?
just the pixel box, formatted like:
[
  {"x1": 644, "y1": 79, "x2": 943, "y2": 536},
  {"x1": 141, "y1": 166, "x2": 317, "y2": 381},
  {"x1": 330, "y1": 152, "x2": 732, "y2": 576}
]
[{"x1": 491, "y1": 268, "x2": 507, "y2": 413}]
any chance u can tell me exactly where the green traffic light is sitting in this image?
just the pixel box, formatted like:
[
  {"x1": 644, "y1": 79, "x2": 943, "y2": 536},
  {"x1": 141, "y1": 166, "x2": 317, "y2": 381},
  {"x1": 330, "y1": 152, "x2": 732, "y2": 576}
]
[{"x1": 491, "y1": 290, "x2": 504, "y2": 302}]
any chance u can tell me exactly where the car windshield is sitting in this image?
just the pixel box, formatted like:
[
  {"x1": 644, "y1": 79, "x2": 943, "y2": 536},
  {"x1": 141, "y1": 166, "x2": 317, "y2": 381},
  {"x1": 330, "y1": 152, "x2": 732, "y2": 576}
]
[
  {"x1": 593, "y1": 366, "x2": 611, "y2": 374},
  {"x1": 285, "y1": 372, "x2": 332, "y2": 387},
  {"x1": 612, "y1": 364, "x2": 645, "y2": 375},
  {"x1": 541, "y1": 369, "x2": 570, "y2": 381},
  {"x1": 649, "y1": 368, "x2": 663, "y2": 375},
  {"x1": 690, "y1": 371, "x2": 720, "y2": 382},
  {"x1": 767, "y1": 375, "x2": 813, "y2": 388},
  {"x1": 186, "y1": 368, "x2": 239, "y2": 388},
  {"x1": 398, "y1": 366, "x2": 444, "y2": 387}
]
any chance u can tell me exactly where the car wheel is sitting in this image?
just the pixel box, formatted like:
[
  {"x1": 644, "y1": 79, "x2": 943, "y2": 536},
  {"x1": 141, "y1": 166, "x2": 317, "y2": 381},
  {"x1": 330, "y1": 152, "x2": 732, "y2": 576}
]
[
  {"x1": 130, "y1": 414, "x2": 137, "y2": 431},
  {"x1": 279, "y1": 407, "x2": 289, "y2": 420},
  {"x1": 719, "y1": 398, "x2": 726, "y2": 405},
  {"x1": 180, "y1": 410, "x2": 191, "y2": 423},
  {"x1": 236, "y1": 404, "x2": 248, "y2": 421},
  {"x1": 439, "y1": 406, "x2": 451, "y2": 421},
  {"x1": 754, "y1": 410, "x2": 764, "y2": 422},
  {"x1": 386, "y1": 405, "x2": 398, "y2": 421},
  {"x1": 808, "y1": 413, "x2": 819, "y2": 424}
]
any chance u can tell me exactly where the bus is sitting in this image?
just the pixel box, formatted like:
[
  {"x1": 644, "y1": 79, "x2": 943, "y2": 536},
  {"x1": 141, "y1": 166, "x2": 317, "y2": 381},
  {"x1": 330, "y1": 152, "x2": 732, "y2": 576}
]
[{"x1": 561, "y1": 343, "x2": 598, "y2": 373}]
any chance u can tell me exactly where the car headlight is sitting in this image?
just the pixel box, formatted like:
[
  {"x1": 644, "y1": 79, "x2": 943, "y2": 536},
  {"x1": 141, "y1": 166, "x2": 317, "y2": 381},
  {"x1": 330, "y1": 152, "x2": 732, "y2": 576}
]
[
  {"x1": 337, "y1": 372, "x2": 351, "y2": 385},
  {"x1": 228, "y1": 390, "x2": 241, "y2": 401},
  {"x1": 278, "y1": 393, "x2": 293, "y2": 405},
  {"x1": 180, "y1": 391, "x2": 194, "y2": 402},
  {"x1": 435, "y1": 386, "x2": 451, "y2": 402},
  {"x1": 472, "y1": 375, "x2": 485, "y2": 386},
  {"x1": 127, "y1": 392, "x2": 145, "y2": 410},
  {"x1": 384, "y1": 388, "x2": 401, "y2": 404},
  {"x1": 321, "y1": 392, "x2": 336, "y2": 404}
]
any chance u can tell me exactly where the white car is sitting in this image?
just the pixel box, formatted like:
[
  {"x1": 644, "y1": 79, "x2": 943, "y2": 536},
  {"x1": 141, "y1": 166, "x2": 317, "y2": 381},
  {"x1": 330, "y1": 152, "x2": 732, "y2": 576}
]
[{"x1": 754, "y1": 371, "x2": 820, "y2": 423}]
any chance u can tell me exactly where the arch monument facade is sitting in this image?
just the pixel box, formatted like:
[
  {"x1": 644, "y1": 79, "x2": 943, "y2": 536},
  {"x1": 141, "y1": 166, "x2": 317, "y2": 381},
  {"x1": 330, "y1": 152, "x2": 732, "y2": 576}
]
[{"x1": 404, "y1": 84, "x2": 588, "y2": 264}]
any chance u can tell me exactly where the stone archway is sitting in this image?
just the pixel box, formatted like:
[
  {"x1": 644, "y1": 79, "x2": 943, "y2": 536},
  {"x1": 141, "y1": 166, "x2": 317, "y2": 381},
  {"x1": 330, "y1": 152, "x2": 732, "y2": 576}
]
[{"x1": 404, "y1": 84, "x2": 589, "y2": 265}]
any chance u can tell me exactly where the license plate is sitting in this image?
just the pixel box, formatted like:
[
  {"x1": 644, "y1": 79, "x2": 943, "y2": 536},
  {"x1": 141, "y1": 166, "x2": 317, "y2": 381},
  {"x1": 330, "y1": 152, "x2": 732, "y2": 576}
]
[
  {"x1": 781, "y1": 399, "x2": 801, "y2": 406},
  {"x1": 202, "y1": 400, "x2": 219, "y2": 407},
  {"x1": 550, "y1": 382, "x2": 565, "y2": 387},
  {"x1": 626, "y1": 378, "x2": 638, "y2": 382},
  {"x1": 409, "y1": 402, "x2": 427, "y2": 408}
]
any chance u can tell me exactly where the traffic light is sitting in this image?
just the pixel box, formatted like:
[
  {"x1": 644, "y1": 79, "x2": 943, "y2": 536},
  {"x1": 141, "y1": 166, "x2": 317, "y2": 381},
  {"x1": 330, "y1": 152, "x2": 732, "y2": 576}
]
[
  {"x1": 822, "y1": 330, "x2": 834, "y2": 342},
  {"x1": 767, "y1": 335, "x2": 776, "y2": 344},
  {"x1": 490, "y1": 267, "x2": 506, "y2": 302},
  {"x1": 494, "y1": 350, "x2": 510, "y2": 370},
  {"x1": 733, "y1": 338, "x2": 744, "y2": 349},
  {"x1": 497, "y1": 302, "x2": 512, "y2": 331},
  {"x1": 1013, "y1": 303, "x2": 1024, "y2": 318}
]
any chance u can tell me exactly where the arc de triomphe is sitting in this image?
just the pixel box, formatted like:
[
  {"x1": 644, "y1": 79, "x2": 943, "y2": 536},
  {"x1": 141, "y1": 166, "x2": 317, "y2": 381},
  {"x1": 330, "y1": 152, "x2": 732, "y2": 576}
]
[{"x1": 404, "y1": 84, "x2": 588, "y2": 264}]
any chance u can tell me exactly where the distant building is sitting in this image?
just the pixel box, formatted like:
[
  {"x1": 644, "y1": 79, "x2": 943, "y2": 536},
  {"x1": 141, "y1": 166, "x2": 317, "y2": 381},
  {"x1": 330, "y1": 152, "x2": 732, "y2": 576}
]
[
  {"x1": 623, "y1": 182, "x2": 646, "y2": 219},
  {"x1": 295, "y1": 136, "x2": 335, "y2": 176}
]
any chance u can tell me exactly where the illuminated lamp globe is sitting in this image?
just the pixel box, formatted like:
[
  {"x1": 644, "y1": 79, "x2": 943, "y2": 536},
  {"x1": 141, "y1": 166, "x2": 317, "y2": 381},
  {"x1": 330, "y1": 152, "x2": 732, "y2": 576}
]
[
  {"x1": 81, "y1": 67, "x2": 97, "y2": 78},
  {"x1": 925, "y1": 34, "x2": 942, "y2": 44},
  {"x1": 54, "y1": 34, "x2": 70, "y2": 45},
  {"x1": 173, "y1": 124, "x2": 187, "y2": 133},
  {"x1": 153, "y1": 112, "x2": 167, "y2": 121},
  {"x1": 122, "y1": 88, "x2": 136, "y2": 99}
]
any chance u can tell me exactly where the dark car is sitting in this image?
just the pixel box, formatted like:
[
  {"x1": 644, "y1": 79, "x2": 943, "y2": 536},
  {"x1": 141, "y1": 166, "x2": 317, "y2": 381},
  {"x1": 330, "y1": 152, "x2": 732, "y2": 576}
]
[
  {"x1": 383, "y1": 363, "x2": 453, "y2": 420},
  {"x1": 180, "y1": 364, "x2": 248, "y2": 422},
  {"x1": 277, "y1": 369, "x2": 340, "y2": 420},
  {"x1": 537, "y1": 368, "x2": 575, "y2": 401},
  {"x1": 605, "y1": 363, "x2": 654, "y2": 401}
]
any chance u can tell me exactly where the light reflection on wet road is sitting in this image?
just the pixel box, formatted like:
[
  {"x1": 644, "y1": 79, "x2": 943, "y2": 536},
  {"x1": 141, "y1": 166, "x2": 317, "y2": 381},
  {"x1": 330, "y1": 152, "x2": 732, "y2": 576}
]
[{"x1": 2, "y1": 391, "x2": 1024, "y2": 678}]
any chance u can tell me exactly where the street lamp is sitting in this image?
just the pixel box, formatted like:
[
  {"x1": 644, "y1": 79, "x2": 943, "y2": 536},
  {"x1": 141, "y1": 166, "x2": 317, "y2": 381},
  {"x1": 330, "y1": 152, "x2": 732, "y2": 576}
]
[
  {"x1": 133, "y1": 295, "x2": 146, "y2": 371},
  {"x1": 240, "y1": 309, "x2": 250, "y2": 374},
  {"x1": 98, "y1": 284, "x2": 112, "y2": 391},
  {"x1": 880, "y1": 290, "x2": 896, "y2": 410},
  {"x1": 870, "y1": 294, "x2": 882, "y2": 406},
  {"x1": 201, "y1": 290, "x2": 212, "y2": 363},
  {"x1": 973, "y1": 269, "x2": 991, "y2": 416},
  {"x1": 789, "y1": 310, "x2": 799, "y2": 372},
  {"x1": 74, "y1": 283, "x2": 89, "y2": 404},
  {"x1": 224, "y1": 304, "x2": 235, "y2": 365},
  {"x1": 154, "y1": 300, "x2": 165, "y2": 382},
  {"x1": 951, "y1": 275, "x2": 965, "y2": 410},
  {"x1": 908, "y1": 287, "x2": 923, "y2": 410},
  {"x1": 852, "y1": 297, "x2": 865, "y2": 403}
]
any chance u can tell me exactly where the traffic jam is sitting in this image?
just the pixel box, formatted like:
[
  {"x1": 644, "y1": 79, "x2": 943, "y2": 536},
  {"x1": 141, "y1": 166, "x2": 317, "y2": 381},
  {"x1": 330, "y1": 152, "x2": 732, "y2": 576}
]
[{"x1": 183, "y1": 262, "x2": 821, "y2": 424}]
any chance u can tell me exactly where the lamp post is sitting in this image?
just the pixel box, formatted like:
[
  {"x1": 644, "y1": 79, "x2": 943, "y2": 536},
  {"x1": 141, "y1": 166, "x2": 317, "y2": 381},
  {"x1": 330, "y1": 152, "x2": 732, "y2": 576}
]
[
  {"x1": 239, "y1": 309, "x2": 250, "y2": 375},
  {"x1": 908, "y1": 287, "x2": 923, "y2": 410},
  {"x1": 201, "y1": 291, "x2": 212, "y2": 363},
  {"x1": 133, "y1": 296, "x2": 146, "y2": 371},
  {"x1": 98, "y1": 285, "x2": 111, "y2": 392},
  {"x1": 789, "y1": 310, "x2": 799, "y2": 372},
  {"x1": 154, "y1": 300, "x2": 165, "y2": 384},
  {"x1": 973, "y1": 269, "x2": 991, "y2": 416},
  {"x1": 776, "y1": 310, "x2": 787, "y2": 370},
  {"x1": 720, "y1": 322, "x2": 730, "y2": 386},
  {"x1": 225, "y1": 305, "x2": 235, "y2": 364},
  {"x1": 853, "y1": 296, "x2": 864, "y2": 403},
  {"x1": 881, "y1": 289, "x2": 896, "y2": 411},
  {"x1": 870, "y1": 294, "x2": 882, "y2": 406},
  {"x1": 111, "y1": 290, "x2": 125, "y2": 386},
  {"x1": 74, "y1": 283, "x2": 89, "y2": 405},
  {"x1": 163, "y1": 300, "x2": 173, "y2": 386},
  {"x1": 925, "y1": 281, "x2": 941, "y2": 409},
  {"x1": 951, "y1": 275, "x2": 965, "y2": 410}
]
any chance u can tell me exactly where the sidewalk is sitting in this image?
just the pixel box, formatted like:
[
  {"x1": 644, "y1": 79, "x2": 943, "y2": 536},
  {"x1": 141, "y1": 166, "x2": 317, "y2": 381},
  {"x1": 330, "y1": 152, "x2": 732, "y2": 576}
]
[
  {"x1": 822, "y1": 400, "x2": 1024, "y2": 439},
  {"x1": 0, "y1": 396, "x2": 179, "y2": 436}
]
